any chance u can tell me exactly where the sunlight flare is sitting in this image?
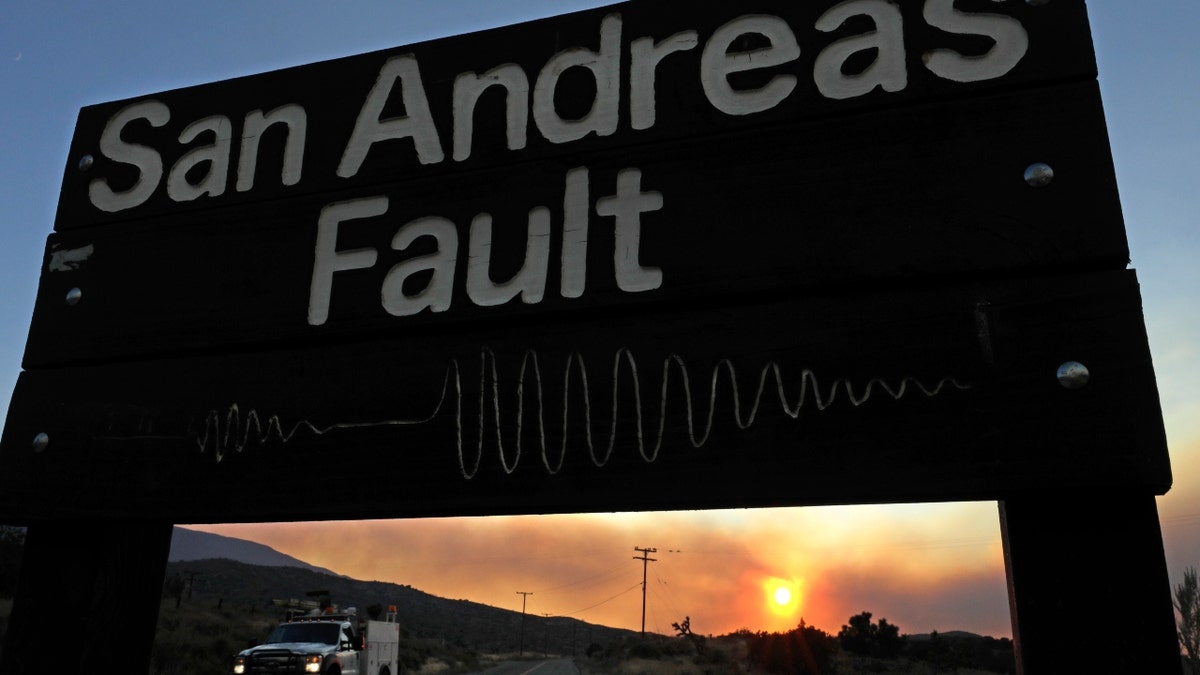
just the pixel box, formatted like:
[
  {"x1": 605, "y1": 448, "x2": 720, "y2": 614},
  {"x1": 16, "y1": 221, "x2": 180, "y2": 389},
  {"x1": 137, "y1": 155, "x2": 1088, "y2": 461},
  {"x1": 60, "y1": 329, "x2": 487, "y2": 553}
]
[{"x1": 763, "y1": 576, "x2": 803, "y2": 618}]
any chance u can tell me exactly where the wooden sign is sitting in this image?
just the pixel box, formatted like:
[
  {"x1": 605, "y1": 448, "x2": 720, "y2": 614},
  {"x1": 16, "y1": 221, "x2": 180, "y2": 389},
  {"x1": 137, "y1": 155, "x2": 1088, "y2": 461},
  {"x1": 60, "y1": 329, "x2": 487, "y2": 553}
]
[
  {"x1": 0, "y1": 269, "x2": 1170, "y2": 522},
  {"x1": 27, "y1": 81, "x2": 1125, "y2": 366},
  {"x1": 5, "y1": 0, "x2": 1168, "y2": 515},
  {"x1": 32, "y1": 1, "x2": 1118, "y2": 364},
  {"x1": 53, "y1": 0, "x2": 1098, "y2": 231},
  {"x1": 0, "y1": 2, "x2": 1183, "y2": 673}
]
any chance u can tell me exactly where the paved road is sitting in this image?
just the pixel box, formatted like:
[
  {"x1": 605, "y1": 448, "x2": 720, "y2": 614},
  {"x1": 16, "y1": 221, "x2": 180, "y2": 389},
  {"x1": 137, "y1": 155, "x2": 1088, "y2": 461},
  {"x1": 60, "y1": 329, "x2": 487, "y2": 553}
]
[{"x1": 468, "y1": 658, "x2": 580, "y2": 675}]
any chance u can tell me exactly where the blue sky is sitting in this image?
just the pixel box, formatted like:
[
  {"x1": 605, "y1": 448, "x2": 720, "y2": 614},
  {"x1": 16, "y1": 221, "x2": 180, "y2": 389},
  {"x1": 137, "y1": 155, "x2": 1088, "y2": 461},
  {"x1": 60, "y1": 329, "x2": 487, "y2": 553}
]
[{"x1": 1, "y1": 2, "x2": 1198, "y2": 638}]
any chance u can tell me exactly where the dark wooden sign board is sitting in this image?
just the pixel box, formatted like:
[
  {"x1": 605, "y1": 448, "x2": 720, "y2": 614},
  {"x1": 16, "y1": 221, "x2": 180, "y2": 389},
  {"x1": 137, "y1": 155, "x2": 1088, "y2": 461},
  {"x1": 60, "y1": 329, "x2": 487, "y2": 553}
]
[{"x1": 0, "y1": 1, "x2": 1180, "y2": 672}]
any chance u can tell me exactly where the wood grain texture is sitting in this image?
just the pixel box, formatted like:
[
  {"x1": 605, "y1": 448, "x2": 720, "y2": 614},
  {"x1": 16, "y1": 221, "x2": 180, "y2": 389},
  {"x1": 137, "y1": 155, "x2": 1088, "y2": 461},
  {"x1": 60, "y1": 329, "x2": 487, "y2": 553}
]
[
  {"x1": 1, "y1": 271, "x2": 1169, "y2": 523},
  {"x1": 54, "y1": 0, "x2": 1097, "y2": 231},
  {"x1": 26, "y1": 82, "x2": 1125, "y2": 368},
  {"x1": 0, "y1": 521, "x2": 172, "y2": 673},
  {"x1": 1001, "y1": 492, "x2": 1183, "y2": 675}
]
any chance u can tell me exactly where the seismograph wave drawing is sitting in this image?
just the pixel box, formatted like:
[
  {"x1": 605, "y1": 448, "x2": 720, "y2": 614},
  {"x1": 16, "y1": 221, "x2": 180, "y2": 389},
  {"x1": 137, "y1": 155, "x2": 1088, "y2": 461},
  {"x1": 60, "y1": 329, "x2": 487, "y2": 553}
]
[{"x1": 193, "y1": 349, "x2": 972, "y2": 474}]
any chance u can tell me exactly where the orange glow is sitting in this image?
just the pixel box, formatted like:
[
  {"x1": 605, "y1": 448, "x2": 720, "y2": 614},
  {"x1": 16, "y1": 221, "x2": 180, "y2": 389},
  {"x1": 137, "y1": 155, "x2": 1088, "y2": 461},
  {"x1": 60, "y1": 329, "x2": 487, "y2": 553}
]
[
  {"x1": 763, "y1": 576, "x2": 803, "y2": 619},
  {"x1": 186, "y1": 503, "x2": 1015, "y2": 638}
]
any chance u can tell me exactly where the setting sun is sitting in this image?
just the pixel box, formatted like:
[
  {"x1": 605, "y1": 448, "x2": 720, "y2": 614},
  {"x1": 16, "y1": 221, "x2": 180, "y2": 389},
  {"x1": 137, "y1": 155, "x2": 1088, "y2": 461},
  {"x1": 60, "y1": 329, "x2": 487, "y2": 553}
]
[
  {"x1": 774, "y1": 586, "x2": 792, "y2": 606},
  {"x1": 763, "y1": 577, "x2": 803, "y2": 619}
]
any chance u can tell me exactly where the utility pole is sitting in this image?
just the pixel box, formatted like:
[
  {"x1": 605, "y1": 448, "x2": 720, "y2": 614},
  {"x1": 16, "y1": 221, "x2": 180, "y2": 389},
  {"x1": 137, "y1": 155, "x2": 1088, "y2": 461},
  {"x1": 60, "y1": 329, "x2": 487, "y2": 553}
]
[
  {"x1": 516, "y1": 591, "x2": 532, "y2": 657},
  {"x1": 633, "y1": 546, "x2": 657, "y2": 634}
]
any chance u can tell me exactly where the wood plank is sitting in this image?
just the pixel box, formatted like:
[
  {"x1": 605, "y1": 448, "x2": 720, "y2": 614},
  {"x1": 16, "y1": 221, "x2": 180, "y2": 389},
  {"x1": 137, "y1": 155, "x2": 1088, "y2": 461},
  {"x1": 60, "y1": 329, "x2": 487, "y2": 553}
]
[
  {"x1": 54, "y1": 0, "x2": 1098, "y2": 231},
  {"x1": 25, "y1": 82, "x2": 1126, "y2": 368},
  {"x1": 0, "y1": 271, "x2": 1169, "y2": 523},
  {"x1": 1001, "y1": 492, "x2": 1182, "y2": 674},
  {"x1": 0, "y1": 521, "x2": 172, "y2": 673}
]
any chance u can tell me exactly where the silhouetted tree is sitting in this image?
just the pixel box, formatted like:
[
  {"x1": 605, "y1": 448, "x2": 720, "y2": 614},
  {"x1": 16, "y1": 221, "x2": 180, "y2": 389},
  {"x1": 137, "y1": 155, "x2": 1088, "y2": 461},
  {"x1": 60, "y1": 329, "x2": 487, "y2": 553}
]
[
  {"x1": 837, "y1": 611, "x2": 874, "y2": 656},
  {"x1": 1177, "y1": 566, "x2": 1200, "y2": 674},
  {"x1": 837, "y1": 611, "x2": 904, "y2": 659},
  {"x1": 909, "y1": 631, "x2": 957, "y2": 672},
  {"x1": 792, "y1": 620, "x2": 838, "y2": 673},
  {"x1": 875, "y1": 617, "x2": 903, "y2": 658},
  {"x1": 927, "y1": 631, "x2": 954, "y2": 672},
  {"x1": 907, "y1": 631, "x2": 1015, "y2": 673},
  {"x1": 746, "y1": 620, "x2": 837, "y2": 675}
]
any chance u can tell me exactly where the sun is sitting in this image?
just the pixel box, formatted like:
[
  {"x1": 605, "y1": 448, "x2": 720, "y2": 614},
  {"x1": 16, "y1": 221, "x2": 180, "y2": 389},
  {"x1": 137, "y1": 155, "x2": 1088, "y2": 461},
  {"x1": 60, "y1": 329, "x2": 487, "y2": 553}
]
[
  {"x1": 762, "y1": 577, "x2": 802, "y2": 618},
  {"x1": 774, "y1": 586, "x2": 793, "y2": 606}
]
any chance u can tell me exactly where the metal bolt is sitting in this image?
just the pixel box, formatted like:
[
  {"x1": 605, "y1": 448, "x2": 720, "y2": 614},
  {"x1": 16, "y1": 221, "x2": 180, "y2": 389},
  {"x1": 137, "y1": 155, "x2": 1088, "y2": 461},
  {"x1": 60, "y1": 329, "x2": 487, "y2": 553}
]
[
  {"x1": 32, "y1": 433, "x2": 49, "y2": 453},
  {"x1": 1057, "y1": 361, "x2": 1090, "y2": 390},
  {"x1": 78, "y1": 154, "x2": 94, "y2": 172},
  {"x1": 65, "y1": 287, "x2": 82, "y2": 306},
  {"x1": 1024, "y1": 163, "x2": 1055, "y2": 188}
]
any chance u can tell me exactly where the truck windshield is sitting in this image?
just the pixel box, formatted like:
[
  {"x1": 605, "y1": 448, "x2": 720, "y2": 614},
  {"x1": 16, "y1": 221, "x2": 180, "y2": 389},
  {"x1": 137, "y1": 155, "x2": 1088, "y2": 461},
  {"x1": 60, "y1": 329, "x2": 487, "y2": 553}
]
[{"x1": 265, "y1": 622, "x2": 342, "y2": 645}]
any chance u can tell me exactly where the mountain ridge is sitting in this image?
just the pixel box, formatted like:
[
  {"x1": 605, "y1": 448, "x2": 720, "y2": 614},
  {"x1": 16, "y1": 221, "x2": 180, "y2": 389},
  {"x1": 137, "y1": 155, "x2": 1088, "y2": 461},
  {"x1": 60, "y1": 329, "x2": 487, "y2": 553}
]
[
  {"x1": 164, "y1": 527, "x2": 637, "y2": 654},
  {"x1": 165, "y1": 557, "x2": 635, "y2": 655},
  {"x1": 169, "y1": 526, "x2": 339, "y2": 576}
]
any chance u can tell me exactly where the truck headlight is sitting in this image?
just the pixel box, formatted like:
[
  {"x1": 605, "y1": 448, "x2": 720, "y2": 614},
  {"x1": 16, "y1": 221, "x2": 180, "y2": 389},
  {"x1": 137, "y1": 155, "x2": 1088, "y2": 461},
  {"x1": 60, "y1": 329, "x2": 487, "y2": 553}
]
[
  {"x1": 304, "y1": 654, "x2": 322, "y2": 673},
  {"x1": 232, "y1": 656, "x2": 246, "y2": 674}
]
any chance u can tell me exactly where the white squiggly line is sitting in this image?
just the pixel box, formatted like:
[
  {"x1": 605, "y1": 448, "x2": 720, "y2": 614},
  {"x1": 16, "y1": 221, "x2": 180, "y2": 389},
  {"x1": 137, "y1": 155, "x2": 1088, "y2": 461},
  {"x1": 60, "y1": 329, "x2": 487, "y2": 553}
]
[
  {"x1": 194, "y1": 365, "x2": 459, "y2": 463},
  {"x1": 194, "y1": 349, "x2": 971, "y2": 476}
]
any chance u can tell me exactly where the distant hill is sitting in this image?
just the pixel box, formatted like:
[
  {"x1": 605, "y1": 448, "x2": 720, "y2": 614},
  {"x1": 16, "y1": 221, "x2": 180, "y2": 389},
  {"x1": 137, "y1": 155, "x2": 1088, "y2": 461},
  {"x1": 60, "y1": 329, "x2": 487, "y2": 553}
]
[
  {"x1": 163, "y1": 528, "x2": 1010, "y2": 669},
  {"x1": 169, "y1": 527, "x2": 339, "y2": 576},
  {"x1": 164, "y1": 531, "x2": 636, "y2": 655},
  {"x1": 907, "y1": 630, "x2": 986, "y2": 641}
]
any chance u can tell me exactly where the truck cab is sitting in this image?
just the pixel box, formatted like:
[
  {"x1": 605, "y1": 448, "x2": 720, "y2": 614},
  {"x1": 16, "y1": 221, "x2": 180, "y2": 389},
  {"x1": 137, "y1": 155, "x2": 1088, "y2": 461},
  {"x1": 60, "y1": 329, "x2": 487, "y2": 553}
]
[{"x1": 232, "y1": 613, "x2": 362, "y2": 675}]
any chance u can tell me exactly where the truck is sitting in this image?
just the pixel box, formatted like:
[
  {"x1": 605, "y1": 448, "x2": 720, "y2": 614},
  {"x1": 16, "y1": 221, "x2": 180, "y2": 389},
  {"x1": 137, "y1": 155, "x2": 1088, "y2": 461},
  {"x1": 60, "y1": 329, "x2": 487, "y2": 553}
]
[{"x1": 232, "y1": 606, "x2": 400, "y2": 675}]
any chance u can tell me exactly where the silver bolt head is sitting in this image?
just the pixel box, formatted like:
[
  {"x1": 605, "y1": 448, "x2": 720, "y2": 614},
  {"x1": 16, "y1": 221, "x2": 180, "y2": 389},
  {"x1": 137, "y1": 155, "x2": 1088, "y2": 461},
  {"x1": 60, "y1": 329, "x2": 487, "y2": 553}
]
[
  {"x1": 65, "y1": 287, "x2": 82, "y2": 306},
  {"x1": 1057, "y1": 361, "x2": 1090, "y2": 390},
  {"x1": 32, "y1": 432, "x2": 49, "y2": 453},
  {"x1": 78, "y1": 154, "x2": 94, "y2": 172},
  {"x1": 1025, "y1": 163, "x2": 1055, "y2": 188}
]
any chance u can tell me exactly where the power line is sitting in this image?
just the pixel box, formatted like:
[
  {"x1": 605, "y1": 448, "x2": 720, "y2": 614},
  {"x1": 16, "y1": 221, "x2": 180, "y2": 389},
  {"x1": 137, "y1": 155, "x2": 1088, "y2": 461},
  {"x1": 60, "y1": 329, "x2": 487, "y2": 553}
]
[
  {"x1": 652, "y1": 572, "x2": 686, "y2": 622},
  {"x1": 558, "y1": 581, "x2": 645, "y2": 618},
  {"x1": 532, "y1": 559, "x2": 638, "y2": 594}
]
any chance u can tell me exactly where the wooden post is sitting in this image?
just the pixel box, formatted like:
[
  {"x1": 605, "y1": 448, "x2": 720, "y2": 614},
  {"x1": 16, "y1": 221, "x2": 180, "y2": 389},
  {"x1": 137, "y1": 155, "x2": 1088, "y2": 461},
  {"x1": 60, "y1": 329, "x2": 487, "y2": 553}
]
[
  {"x1": 1001, "y1": 492, "x2": 1181, "y2": 674},
  {"x1": 1, "y1": 520, "x2": 173, "y2": 673}
]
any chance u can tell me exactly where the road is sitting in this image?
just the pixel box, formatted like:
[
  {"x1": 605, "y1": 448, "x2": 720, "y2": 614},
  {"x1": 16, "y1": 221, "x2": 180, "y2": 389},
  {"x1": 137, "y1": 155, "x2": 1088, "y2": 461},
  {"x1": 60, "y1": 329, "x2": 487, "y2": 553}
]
[{"x1": 467, "y1": 658, "x2": 580, "y2": 675}]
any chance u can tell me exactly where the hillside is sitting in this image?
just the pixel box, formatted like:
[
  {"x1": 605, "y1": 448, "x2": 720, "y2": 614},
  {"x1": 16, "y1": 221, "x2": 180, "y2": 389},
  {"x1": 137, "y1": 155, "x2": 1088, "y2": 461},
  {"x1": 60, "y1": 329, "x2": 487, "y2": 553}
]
[
  {"x1": 161, "y1": 559, "x2": 1018, "y2": 674},
  {"x1": 165, "y1": 558, "x2": 634, "y2": 656},
  {"x1": 0, "y1": 528, "x2": 1018, "y2": 673},
  {"x1": 169, "y1": 527, "x2": 338, "y2": 576}
]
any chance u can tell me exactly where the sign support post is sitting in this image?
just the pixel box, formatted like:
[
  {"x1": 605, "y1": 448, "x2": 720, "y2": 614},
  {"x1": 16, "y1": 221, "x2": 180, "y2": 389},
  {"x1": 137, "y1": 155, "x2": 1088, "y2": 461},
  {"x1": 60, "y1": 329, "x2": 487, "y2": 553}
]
[
  {"x1": 0, "y1": 520, "x2": 172, "y2": 673},
  {"x1": 1001, "y1": 492, "x2": 1180, "y2": 673}
]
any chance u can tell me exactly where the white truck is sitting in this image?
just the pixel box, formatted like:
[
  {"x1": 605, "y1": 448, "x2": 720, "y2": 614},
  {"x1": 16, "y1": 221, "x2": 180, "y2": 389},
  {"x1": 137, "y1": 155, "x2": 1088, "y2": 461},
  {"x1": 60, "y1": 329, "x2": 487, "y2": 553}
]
[{"x1": 232, "y1": 607, "x2": 400, "y2": 675}]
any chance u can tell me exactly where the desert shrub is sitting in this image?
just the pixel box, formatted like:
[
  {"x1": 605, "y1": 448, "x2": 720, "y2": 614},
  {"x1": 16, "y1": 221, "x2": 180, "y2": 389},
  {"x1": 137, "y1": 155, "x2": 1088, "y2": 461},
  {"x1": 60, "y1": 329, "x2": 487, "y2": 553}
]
[
  {"x1": 746, "y1": 621, "x2": 837, "y2": 675},
  {"x1": 837, "y1": 612, "x2": 904, "y2": 659},
  {"x1": 629, "y1": 640, "x2": 665, "y2": 659}
]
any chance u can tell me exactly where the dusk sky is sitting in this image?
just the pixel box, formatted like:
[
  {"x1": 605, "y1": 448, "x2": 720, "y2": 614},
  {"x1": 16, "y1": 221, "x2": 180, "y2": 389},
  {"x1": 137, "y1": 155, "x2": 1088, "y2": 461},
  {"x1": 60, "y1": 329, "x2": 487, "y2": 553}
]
[{"x1": 2, "y1": 1, "x2": 1198, "y2": 641}]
